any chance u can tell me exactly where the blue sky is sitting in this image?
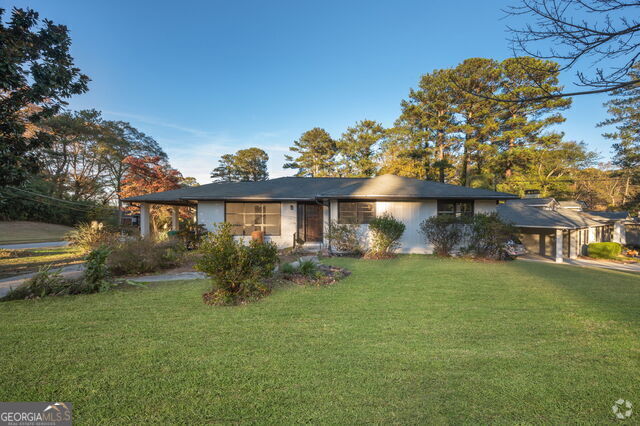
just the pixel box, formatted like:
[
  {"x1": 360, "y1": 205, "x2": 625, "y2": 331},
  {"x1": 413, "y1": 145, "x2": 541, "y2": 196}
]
[{"x1": 8, "y1": 0, "x2": 616, "y2": 183}]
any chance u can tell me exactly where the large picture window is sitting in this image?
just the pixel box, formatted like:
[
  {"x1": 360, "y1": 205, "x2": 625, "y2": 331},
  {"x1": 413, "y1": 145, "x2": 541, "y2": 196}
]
[
  {"x1": 437, "y1": 200, "x2": 473, "y2": 217},
  {"x1": 225, "y1": 202, "x2": 281, "y2": 236},
  {"x1": 338, "y1": 201, "x2": 376, "y2": 224}
]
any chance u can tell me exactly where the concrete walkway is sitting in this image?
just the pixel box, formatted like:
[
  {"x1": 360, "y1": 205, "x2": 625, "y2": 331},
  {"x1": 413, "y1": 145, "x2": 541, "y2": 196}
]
[
  {"x1": 125, "y1": 271, "x2": 206, "y2": 283},
  {"x1": 0, "y1": 266, "x2": 206, "y2": 298},
  {"x1": 0, "y1": 241, "x2": 69, "y2": 250},
  {"x1": 520, "y1": 254, "x2": 640, "y2": 273}
]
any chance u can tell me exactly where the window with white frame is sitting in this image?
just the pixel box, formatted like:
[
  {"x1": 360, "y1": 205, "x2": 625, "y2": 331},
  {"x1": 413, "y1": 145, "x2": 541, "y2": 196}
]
[
  {"x1": 225, "y1": 202, "x2": 281, "y2": 236},
  {"x1": 338, "y1": 201, "x2": 376, "y2": 224}
]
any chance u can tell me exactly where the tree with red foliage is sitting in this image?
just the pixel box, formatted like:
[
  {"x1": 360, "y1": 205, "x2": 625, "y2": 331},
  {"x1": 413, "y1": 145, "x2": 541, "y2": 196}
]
[{"x1": 119, "y1": 156, "x2": 184, "y2": 233}]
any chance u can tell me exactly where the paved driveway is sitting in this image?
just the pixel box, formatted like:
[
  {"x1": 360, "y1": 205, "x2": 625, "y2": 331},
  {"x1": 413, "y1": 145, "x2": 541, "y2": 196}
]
[
  {"x1": 0, "y1": 241, "x2": 69, "y2": 250},
  {"x1": 520, "y1": 254, "x2": 640, "y2": 273}
]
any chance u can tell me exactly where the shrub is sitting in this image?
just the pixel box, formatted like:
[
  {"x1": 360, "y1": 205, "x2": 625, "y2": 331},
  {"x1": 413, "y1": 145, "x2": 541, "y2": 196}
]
[
  {"x1": 465, "y1": 213, "x2": 517, "y2": 259},
  {"x1": 65, "y1": 222, "x2": 118, "y2": 252},
  {"x1": 298, "y1": 259, "x2": 318, "y2": 277},
  {"x1": 247, "y1": 239, "x2": 280, "y2": 278},
  {"x1": 279, "y1": 262, "x2": 297, "y2": 275},
  {"x1": 107, "y1": 238, "x2": 186, "y2": 276},
  {"x1": 419, "y1": 215, "x2": 465, "y2": 256},
  {"x1": 588, "y1": 242, "x2": 622, "y2": 259},
  {"x1": 84, "y1": 245, "x2": 112, "y2": 292},
  {"x1": 195, "y1": 223, "x2": 273, "y2": 305},
  {"x1": 326, "y1": 220, "x2": 363, "y2": 255},
  {"x1": 368, "y1": 213, "x2": 406, "y2": 255},
  {"x1": 2, "y1": 266, "x2": 70, "y2": 300}
]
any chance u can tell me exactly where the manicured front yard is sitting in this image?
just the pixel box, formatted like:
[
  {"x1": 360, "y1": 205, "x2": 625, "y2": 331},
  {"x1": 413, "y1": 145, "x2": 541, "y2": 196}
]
[{"x1": 0, "y1": 256, "x2": 638, "y2": 423}]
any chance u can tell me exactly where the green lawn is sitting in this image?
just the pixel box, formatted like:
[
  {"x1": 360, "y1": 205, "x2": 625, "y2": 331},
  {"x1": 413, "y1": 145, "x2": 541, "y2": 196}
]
[
  {"x1": 0, "y1": 256, "x2": 638, "y2": 423},
  {"x1": 0, "y1": 221, "x2": 72, "y2": 244},
  {"x1": 0, "y1": 247, "x2": 84, "y2": 279}
]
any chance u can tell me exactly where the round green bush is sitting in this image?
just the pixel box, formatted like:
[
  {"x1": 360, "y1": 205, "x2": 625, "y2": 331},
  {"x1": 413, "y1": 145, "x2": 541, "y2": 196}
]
[{"x1": 587, "y1": 242, "x2": 621, "y2": 259}]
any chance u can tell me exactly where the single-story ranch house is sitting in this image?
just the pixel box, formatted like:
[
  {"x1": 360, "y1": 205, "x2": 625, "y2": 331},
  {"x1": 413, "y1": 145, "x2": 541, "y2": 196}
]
[{"x1": 123, "y1": 174, "x2": 627, "y2": 262}]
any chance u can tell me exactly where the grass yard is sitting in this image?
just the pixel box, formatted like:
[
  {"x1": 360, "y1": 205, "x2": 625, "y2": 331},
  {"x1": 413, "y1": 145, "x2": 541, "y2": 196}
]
[
  {"x1": 0, "y1": 221, "x2": 72, "y2": 244},
  {"x1": 0, "y1": 256, "x2": 638, "y2": 423},
  {"x1": 0, "y1": 246, "x2": 84, "y2": 279}
]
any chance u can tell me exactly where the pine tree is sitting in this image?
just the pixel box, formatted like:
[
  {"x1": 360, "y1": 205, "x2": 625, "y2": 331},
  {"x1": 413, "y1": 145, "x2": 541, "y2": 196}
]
[
  {"x1": 598, "y1": 64, "x2": 640, "y2": 206},
  {"x1": 336, "y1": 120, "x2": 384, "y2": 177},
  {"x1": 396, "y1": 69, "x2": 458, "y2": 182},
  {"x1": 283, "y1": 128, "x2": 337, "y2": 177}
]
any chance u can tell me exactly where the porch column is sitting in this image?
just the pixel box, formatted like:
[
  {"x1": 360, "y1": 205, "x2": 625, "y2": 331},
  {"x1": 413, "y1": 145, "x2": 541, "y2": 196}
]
[
  {"x1": 613, "y1": 221, "x2": 625, "y2": 244},
  {"x1": 569, "y1": 230, "x2": 578, "y2": 259},
  {"x1": 171, "y1": 206, "x2": 180, "y2": 231},
  {"x1": 555, "y1": 229, "x2": 563, "y2": 263},
  {"x1": 140, "y1": 203, "x2": 151, "y2": 238}
]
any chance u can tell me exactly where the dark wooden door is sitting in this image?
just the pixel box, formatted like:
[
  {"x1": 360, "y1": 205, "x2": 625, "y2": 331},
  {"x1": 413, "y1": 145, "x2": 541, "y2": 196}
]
[
  {"x1": 297, "y1": 203, "x2": 323, "y2": 242},
  {"x1": 304, "y1": 204, "x2": 323, "y2": 242}
]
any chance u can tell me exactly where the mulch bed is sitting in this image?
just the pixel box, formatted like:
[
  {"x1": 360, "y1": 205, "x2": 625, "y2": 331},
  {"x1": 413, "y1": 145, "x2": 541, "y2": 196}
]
[{"x1": 279, "y1": 264, "x2": 351, "y2": 286}]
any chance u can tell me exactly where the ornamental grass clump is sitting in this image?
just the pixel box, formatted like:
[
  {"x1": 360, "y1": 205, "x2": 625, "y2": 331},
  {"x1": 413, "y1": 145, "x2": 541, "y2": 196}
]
[{"x1": 196, "y1": 223, "x2": 279, "y2": 305}]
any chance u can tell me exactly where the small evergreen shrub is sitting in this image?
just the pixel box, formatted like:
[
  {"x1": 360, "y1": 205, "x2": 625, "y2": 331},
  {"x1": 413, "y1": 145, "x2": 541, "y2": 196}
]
[
  {"x1": 84, "y1": 245, "x2": 112, "y2": 292},
  {"x1": 326, "y1": 220, "x2": 363, "y2": 255},
  {"x1": 465, "y1": 213, "x2": 517, "y2": 259},
  {"x1": 247, "y1": 239, "x2": 280, "y2": 278},
  {"x1": 419, "y1": 215, "x2": 465, "y2": 256},
  {"x1": 367, "y1": 213, "x2": 406, "y2": 256},
  {"x1": 588, "y1": 242, "x2": 622, "y2": 259},
  {"x1": 195, "y1": 223, "x2": 275, "y2": 305}
]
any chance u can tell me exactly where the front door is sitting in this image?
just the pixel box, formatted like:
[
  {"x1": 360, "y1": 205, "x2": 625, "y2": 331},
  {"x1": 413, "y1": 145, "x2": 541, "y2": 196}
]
[{"x1": 297, "y1": 203, "x2": 323, "y2": 242}]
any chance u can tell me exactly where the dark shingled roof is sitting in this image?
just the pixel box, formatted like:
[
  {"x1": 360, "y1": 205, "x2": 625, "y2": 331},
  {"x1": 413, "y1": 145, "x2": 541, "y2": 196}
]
[
  {"x1": 123, "y1": 174, "x2": 518, "y2": 204},
  {"x1": 497, "y1": 204, "x2": 628, "y2": 229}
]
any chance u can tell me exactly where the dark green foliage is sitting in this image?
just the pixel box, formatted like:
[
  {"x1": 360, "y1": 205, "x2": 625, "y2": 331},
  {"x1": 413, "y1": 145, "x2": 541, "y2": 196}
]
[
  {"x1": 284, "y1": 128, "x2": 337, "y2": 177},
  {"x1": 279, "y1": 262, "x2": 297, "y2": 275},
  {"x1": 588, "y1": 242, "x2": 622, "y2": 259},
  {"x1": 419, "y1": 215, "x2": 465, "y2": 256},
  {"x1": 368, "y1": 213, "x2": 406, "y2": 254},
  {"x1": 84, "y1": 246, "x2": 111, "y2": 292},
  {"x1": 337, "y1": 120, "x2": 385, "y2": 177},
  {"x1": 0, "y1": 7, "x2": 89, "y2": 187},
  {"x1": 195, "y1": 223, "x2": 278, "y2": 305},
  {"x1": 326, "y1": 220, "x2": 363, "y2": 255},
  {"x1": 106, "y1": 238, "x2": 186, "y2": 276},
  {"x1": 211, "y1": 147, "x2": 269, "y2": 182},
  {"x1": 247, "y1": 239, "x2": 280, "y2": 278},
  {"x1": 465, "y1": 213, "x2": 517, "y2": 259},
  {"x1": 298, "y1": 260, "x2": 318, "y2": 277}
]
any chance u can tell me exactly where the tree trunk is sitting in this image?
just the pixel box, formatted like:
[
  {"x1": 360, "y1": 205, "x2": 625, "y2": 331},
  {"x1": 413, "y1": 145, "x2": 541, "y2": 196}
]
[
  {"x1": 623, "y1": 175, "x2": 630, "y2": 205},
  {"x1": 504, "y1": 137, "x2": 515, "y2": 179},
  {"x1": 461, "y1": 136, "x2": 470, "y2": 186}
]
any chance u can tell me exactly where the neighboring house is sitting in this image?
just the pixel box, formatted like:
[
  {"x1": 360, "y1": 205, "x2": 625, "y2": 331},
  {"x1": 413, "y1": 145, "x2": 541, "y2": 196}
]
[
  {"x1": 123, "y1": 174, "x2": 517, "y2": 254},
  {"x1": 497, "y1": 198, "x2": 629, "y2": 263}
]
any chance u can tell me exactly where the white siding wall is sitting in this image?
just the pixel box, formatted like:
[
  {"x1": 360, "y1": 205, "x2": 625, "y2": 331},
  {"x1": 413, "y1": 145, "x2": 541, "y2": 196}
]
[
  {"x1": 196, "y1": 201, "x2": 297, "y2": 249},
  {"x1": 474, "y1": 200, "x2": 498, "y2": 214},
  {"x1": 377, "y1": 201, "x2": 437, "y2": 253},
  {"x1": 199, "y1": 199, "x2": 501, "y2": 253}
]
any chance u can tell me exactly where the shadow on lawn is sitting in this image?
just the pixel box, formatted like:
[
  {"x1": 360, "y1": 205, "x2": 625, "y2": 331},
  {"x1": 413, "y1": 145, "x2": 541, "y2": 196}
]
[{"x1": 508, "y1": 260, "x2": 640, "y2": 327}]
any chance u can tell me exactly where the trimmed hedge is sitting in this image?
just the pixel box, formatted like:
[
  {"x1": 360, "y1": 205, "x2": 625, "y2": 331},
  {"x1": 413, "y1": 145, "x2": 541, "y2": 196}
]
[{"x1": 587, "y1": 242, "x2": 621, "y2": 259}]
